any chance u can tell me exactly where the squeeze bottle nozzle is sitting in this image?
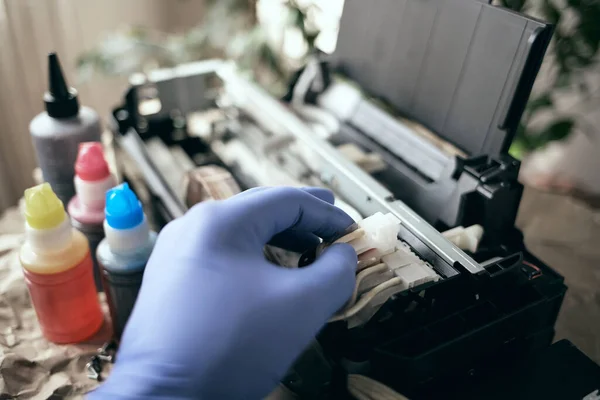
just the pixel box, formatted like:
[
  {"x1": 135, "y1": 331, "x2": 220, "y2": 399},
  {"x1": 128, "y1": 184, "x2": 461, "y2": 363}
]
[
  {"x1": 45, "y1": 53, "x2": 79, "y2": 118},
  {"x1": 24, "y1": 183, "x2": 66, "y2": 230},
  {"x1": 105, "y1": 183, "x2": 144, "y2": 230},
  {"x1": 75, "y1": 142, "x2": 110, "y2": 181}
]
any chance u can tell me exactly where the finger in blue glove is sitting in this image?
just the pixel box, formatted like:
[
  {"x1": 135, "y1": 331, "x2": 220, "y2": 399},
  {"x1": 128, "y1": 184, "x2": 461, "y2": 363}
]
[{"x1": 88, "y1": 186, "x2": 357, "y2": 400}]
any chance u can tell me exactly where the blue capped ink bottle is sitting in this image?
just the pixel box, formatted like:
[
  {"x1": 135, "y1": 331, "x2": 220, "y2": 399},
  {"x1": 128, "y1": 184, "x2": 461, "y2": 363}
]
[{"x1": 97, "y1": 183, "x2": 157, "y2": 341}]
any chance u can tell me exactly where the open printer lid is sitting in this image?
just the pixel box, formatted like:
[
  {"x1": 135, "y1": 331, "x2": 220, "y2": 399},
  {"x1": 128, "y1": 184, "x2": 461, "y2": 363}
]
[{"x1": 329, "y1": 0, "x2": 552, "y2": 156}]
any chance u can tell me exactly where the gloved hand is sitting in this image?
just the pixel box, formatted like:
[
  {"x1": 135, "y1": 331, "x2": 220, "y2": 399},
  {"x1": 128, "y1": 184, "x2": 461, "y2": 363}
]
[{"x1": 89, "y1": 187, "x2": 357, "y2": 399}]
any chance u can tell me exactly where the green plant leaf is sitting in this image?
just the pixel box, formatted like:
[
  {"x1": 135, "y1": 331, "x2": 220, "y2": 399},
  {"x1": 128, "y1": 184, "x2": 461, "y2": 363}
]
[
  {"x1": 554, "y1": 71, "x2": 572, "y2": 88},
  {"x1": 509, "y1": 123, "x2": 536, "y2": 158},
  {"x1": 546, "y1": 119, "x2": 575, "y2": 141},
  {"x1": 305, "y1": 32, "x2": 319, "y2": 49},
  {"x1": 578, "y1": 81, "x2": 591, "y2": 96},
  {"x1": 555, "y1": 37, "x2": 574, "y2": 72},
  {"x1": 522, "y1": 93, "x2": 553, "y2": 125},
  {"x1": 287, "y1": 5, "x2": 307, "y2": 32},
  {"x1": 533, "y1": 119, "x2": 575, "y2": 148},
  {"x1": 526, "y1": 94, "x2": 553, "y2": 113},
  {"x1": 509, "y1": 140, "x2": 528, "y2": 160},
  {"x1": 516, "y1": 123, "x2": 534, "y2": 147},
  {"x1": 541, "y1": 1, "x2": 561, "y2": 24},
  {"x1": 499, "y1": 0, "x2": 526, "y2": 11},
  {"x1": 578, "y1": 19, "x2": 600, "y2": 57}
]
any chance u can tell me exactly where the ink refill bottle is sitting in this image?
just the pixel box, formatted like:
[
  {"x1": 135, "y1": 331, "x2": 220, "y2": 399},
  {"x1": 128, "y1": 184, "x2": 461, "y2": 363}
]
[
  {"x1": 68, "y1": 142, "x2": 116, "y2": 290},
  {"x1": 19, "y1": 183, "x2": 104, "y2": 344},
  {"x1": 97, "y1": 183, "x2": 157, "y2": 340},
  {"x1": 30, "y1": 53, "x2": 102, "y2": 206}
]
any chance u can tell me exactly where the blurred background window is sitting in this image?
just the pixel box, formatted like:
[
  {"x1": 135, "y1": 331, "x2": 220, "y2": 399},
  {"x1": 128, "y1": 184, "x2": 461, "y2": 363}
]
[
  {"x1": 0, "y1": 0, "x2": 206, "y2": 210},
  {"x1": 1, "y1": 0, "x2": 600, "y2": 210}
]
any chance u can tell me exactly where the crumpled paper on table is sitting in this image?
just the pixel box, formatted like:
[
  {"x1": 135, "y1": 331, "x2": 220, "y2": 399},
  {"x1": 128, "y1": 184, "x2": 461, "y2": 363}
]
[{"x1": 0, "y1": 206, "x2": 112, "y2": 400}]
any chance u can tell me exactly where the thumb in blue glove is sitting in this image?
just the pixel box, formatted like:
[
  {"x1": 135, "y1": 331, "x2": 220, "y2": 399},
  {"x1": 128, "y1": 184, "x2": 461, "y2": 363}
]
[{"x1": 88, "y1": 186, "x2": 357, "y2": 399}]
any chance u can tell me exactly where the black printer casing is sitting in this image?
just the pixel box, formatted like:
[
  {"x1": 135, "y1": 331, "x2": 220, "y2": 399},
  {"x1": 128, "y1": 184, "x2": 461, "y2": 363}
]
[{"x1": 282, "y1": 0, "x2": 570, "y2": 398}]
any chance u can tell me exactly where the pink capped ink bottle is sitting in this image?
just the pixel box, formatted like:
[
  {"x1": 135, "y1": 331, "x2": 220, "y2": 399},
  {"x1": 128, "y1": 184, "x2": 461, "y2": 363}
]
[{"x1": 68, "y1": 142, "x2": 116, "y2": 289}]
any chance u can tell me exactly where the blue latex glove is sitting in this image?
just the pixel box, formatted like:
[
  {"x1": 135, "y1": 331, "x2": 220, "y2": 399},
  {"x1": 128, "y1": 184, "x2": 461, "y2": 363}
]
[{"x1": 89, "y1": 187, "x2": 357, "y2": 399}]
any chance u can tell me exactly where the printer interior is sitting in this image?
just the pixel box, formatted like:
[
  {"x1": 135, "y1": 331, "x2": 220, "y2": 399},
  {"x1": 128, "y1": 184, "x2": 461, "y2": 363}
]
[{"x1": 108, "y1": 0, "x2": 568, "y2": 398}]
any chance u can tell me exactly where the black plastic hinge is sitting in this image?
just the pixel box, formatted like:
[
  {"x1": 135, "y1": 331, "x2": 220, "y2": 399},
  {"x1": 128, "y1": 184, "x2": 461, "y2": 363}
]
[{"x1": 463, "y1": 155, "x2": 520, "y2": 184}]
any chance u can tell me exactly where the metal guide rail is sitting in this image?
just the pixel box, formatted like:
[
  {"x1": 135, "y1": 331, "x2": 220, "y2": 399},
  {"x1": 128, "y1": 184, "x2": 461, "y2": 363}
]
[{"x1": 217, "y1": 65, "x2": 484, "y2": 275}]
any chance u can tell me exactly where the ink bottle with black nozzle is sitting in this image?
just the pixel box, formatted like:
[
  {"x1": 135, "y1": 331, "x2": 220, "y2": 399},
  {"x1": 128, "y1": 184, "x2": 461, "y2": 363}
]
[{"x1": 30, "y1": 53, "x2": 102, "y2": 206}]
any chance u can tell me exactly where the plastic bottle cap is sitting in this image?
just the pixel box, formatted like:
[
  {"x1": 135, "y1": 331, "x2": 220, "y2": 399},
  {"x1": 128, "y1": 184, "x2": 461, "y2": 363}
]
[
  {"x1": 75, "y1": 142, "x2": 110, "y2": 181},
  {"x1": 45, "y1": 53, "x2": 79, "y2": 119},
  {"x1": 24, "y1": 183, "x2": 66, "y2": 230},
  {"x1": 105, "y1": 183, "x2": 144, "y2": 229}
]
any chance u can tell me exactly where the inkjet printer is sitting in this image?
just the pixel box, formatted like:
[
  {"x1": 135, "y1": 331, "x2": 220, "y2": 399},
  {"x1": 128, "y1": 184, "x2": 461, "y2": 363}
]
[{"x1": 108, "y1": 0, "x2": 600, "y2": 398}]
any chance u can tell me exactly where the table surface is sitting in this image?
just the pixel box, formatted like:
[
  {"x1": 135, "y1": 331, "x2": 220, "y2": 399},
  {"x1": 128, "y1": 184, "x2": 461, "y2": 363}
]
[{"x1": 516, "y1": 187, "x2": 600, "y2": 365}]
